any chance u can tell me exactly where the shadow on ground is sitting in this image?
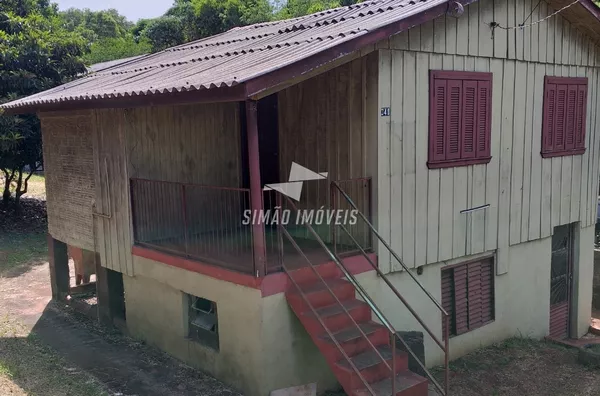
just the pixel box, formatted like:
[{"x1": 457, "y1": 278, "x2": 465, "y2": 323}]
[{"x1": 2, "y1": 301, "x2": 242, "y2": 396}]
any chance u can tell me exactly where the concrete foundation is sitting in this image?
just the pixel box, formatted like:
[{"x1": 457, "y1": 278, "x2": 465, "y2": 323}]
[
  {"x1": 121, "y1": 225, "x2": 596, "y2": 395},
  {"x1": 123, "y1": 255, "x2": 337, "y2": 396},
  {"x1": 358, "y1": 224, "x2": 596, "y2": 366}
]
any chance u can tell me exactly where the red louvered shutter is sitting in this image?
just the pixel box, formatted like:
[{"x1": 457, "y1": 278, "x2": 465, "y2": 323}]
[
  {"x1": 453, "y1": 264, "x2": 469, "y2": 335},
  {"x1": 575, "y1": 85, "x2": 588, "y2": 150},
  {"x1": 480, "y1": 259, "x2": 495, "y2": 324},
  {"x1": 441, "y1": 269, "x2": 455, "y2": 339},
  {"x1": 429, "y1": 71, "x2": 493, "y2": 168},
  {"x1": 446, "y1": 80, "x2": 462, "y2": 160},
  {"x1": 555, "y1": 85, "x2": 567, "y2": 151},
  {"x1": 461, "y1": 81, "x2": 477, "y2": 158},
  {"x1": 467, "y1": 262, "x2": 483, "y2": 329},
  {"x1": 441, "y1": 258, "x2": 495, "y2": 339},
  {"x1": 542, "y1": 77, "x2": 587, "y2": 157},
  {"x1": 431, "y1": 79, "x2": 447, "y2": 162},
  {"x1": 542, "y1": 83, "x2": 557, "y2": 153},
  {"x1": 565, "y1": 85, "x2": 577, "y2": 150},
  {"x1": 476, "y1": 80, "x2": 492, "y2": 159}
]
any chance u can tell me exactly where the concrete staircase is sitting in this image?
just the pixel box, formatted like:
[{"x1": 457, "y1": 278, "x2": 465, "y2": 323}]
[{"x1": 286, "y1": 262, "x2": 429, "y2": 396}]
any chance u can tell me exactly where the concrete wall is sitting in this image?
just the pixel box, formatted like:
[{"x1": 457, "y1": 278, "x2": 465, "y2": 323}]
[
  {"x1": 124, "y1": 256, "x2": 337, "y2": 396},
  {"x1": 357, "y1": 224, "x2": 595, "y2": 366}
]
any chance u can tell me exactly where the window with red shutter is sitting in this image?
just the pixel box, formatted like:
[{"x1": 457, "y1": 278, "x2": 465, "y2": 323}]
[
  {"x1": 429, "y1": 71, "x2": 493, "y2": 169},
  {"x1": 441, "y1": 257, "x2": 495, "y2": 338},
  {"x1": 541, "y1": 76, "x2": 588, "y2": 158}
]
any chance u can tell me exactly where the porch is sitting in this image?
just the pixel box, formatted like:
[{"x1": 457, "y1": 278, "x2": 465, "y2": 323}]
[{"x1": 129, "y1": 177, "x2": 372, "y2": 276}]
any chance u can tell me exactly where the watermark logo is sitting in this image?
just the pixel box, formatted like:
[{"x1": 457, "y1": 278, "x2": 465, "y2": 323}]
[
  {"x1": 242, "y1": 162, "x2": 358, "y2": 226},
  {"x1": 262, "y1": 162, "x2": 328, "y2": 202}
]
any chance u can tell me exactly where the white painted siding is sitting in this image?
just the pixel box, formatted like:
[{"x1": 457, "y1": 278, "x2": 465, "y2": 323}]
[{"x1": 375, "y1": 0, "x2": 600, "y2": 273}]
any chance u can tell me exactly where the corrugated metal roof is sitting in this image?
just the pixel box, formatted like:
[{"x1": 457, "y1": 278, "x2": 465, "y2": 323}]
[
  {"x1": 1, "y1": 0, "x2": 447, "y2": 111},
  {"x1": 87, "y1": 55, "x2": 147, "y2": 73}
]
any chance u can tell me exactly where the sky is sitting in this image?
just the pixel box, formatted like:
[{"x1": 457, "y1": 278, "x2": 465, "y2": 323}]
[{"x1": 53, "y1": 0, "x2": 174, "y2": 21}]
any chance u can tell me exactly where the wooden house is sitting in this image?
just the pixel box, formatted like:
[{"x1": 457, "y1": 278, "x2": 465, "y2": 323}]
[{"x1": 4, "y1": 0, "x2": 600, "y2": 395}]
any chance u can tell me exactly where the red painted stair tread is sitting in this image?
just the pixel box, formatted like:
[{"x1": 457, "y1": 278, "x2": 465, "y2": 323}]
[
  {"x1": 292, "y1": 278, "x2": 352, "y2": 294},
  {"x1": 354, "y1": 371, "x2": 429, "y2": 396},
  {"x1": 305, "y1": 299, "x2": 367, "y2": 318},
  {"x1": 337, "y1": 344, "x2": 396, "y2": 371},
  {"x1": 320, "y1": 321, "x2": 385, "y2": 343},
  {"x1": 285, "y1": 268, "x2": 428, "y2": 396}
]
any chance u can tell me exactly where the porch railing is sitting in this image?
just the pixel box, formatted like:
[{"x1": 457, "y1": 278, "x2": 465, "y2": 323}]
[
  {"x1": 130, "y1": 178, "x2": 256, "y2": 274},
  {"x1": 330, "y1": 180, "x2": 450, "y2": 395},
  {"x1": 130, "y1": 177, "x2": 373, "y2": 275}
]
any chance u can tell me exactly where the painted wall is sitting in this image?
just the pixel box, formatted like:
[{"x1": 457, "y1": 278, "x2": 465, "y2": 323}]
[
  {"x1": 357, "y1": 224, "x2": 596, "y2": 366},
  {"x1": 40, "y1": 112, "x2": 95, "y2": 251},
  {"x1": 374, "y1": 0, "x2": 600, "y2": 274},
  {"x1": 124, "y1": 256, "x2": 337, "y2": 396}
]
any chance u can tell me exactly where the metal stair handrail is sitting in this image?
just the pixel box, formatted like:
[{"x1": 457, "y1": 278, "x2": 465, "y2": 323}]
[
  {"x1": 331, "y1": 180, "x2": 450, "y2": 396},
  {"x1": 278, "y1": 190, "x2": 448, "y2": 395}
]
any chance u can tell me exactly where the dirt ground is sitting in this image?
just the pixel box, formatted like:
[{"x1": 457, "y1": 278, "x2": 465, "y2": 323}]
[{"x1": 0, "y1": 257, "x2": 243, "y2": 396}]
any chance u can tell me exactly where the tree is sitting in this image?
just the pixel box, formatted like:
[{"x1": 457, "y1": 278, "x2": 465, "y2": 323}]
[
  {"x1": 82, "y1": 36, "x2": 151, "y2": 65},
  {"x1": 0, "y1": 3, "x2": 86, "y2": 206},
  {"x1": 141, "y1": 16, "x2": 185, "y2": 52},
  {"x1": 275, "y1": 0, "x2": 362, "y2": 18}
]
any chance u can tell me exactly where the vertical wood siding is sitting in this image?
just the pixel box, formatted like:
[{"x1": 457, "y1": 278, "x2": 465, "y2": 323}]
[
  {"x1": 92, "y1": 109, "x2": 134, "y2": 276},
  {"x1": 92, "y1": 103, "x2": 240, "y2": 276},
  {"x1": 376, "y1": 0, "x2": 600, "y2": 273},
  {"x1": 278, "y1": 59, "x2": 368, "y2": 207}
]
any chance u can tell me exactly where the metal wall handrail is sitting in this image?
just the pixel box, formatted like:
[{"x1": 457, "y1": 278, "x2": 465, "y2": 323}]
[
  {"x1": 331, "y1": 181, "x2": 448, "y2": 316},
  {"x1": 331, "y1": 180, "x2": 450, "y2": 396},
  {"x1": 280, "y1": 192, "x2": 447, "y2": 395},
  {"x1": 279, "y1": 226, "x2": 379, "y2": 396}
]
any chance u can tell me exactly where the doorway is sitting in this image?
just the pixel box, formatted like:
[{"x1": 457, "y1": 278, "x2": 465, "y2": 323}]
[{"x1": 549, "y1": 224, "x2": 574, "y2": 339}]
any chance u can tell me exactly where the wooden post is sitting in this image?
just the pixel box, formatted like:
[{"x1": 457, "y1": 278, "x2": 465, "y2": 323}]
[
  {"x1": 95, "y1": 252, "x2": 111, "y2": 324},
  {"x1": 47, "y1": 235, "x2": 69, "y2": 300},
  {"x1": 246, "y1": 100, "x2": 267, "y2": 277}
]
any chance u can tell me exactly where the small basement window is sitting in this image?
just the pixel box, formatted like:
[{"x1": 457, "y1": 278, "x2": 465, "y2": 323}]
[
  {"x1": 541, "y1": 76, "x2": 588, "y2": 158},
  {"x1": 188, "y1": 295, "x2": 219, "y2": 350},
  {"x1": 441, "y1": 257, "x2": 495, "y2": 338},
  {"x1": 428, "y1": 70, "x2": 493, "y2": 169}
]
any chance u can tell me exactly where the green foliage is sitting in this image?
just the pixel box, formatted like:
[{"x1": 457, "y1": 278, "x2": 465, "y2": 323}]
[
  {"x1": 82, "y1": 36, "x2": 151, "y2": 65},
  {"x1": 0, "y1": 2, "x2": 86, "y2": 206},
  {"x1": 275, "y1": 0, "x2": 361, "y2": 19},
  {"x1": 141, "y1": 16, "x2": 185, "y2": 52},
  {"x1": 136, "y1": 0, "x2": 273, "y2": 52}
]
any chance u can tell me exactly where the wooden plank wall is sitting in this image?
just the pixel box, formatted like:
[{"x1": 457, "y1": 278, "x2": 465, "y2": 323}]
[
  {"x1": 91, "y1": 102, "x2": 240, "y2": 276},
  {"x1": 126, "y1": 103, "x2": 240, "y2": 186},
  {"x1": 278, "y1": 58, "x2": 368, "y2": 210},
  {"x1": 375, "y1": 0, "x2": 600, "y2": 273},
  {"x1": 92, "y1": 109, "x2": 134, "y2": 276}
]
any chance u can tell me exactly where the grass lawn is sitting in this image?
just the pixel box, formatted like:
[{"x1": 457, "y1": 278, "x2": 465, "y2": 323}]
[
  {"x1": 0, "y1": 317, "x2": 108, "y2": 396},
  {"x1": 0, "y1": 232, "x2": 47, "y2": 276},
  {"x1": 22, "y1": 174, "x2": 46, "y2": 200}
]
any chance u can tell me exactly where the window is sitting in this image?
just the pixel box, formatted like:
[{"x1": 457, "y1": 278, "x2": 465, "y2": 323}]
[
  {"x1": 188, "y1": 295, "x2": 219, "y2": 350},
  {"x1": 428, "y1": 71, "x2": 493, "y2": 169},
  {"x1": 541, "y1": 76, "x2": 588, "y2": 158},
  {"x1": 441, "y1": 257, "x2": 494, "y2": 338}
]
